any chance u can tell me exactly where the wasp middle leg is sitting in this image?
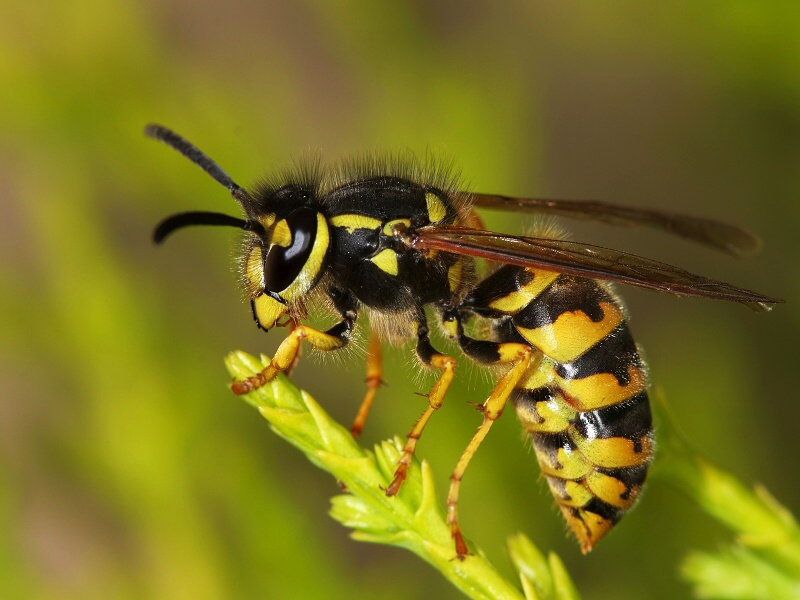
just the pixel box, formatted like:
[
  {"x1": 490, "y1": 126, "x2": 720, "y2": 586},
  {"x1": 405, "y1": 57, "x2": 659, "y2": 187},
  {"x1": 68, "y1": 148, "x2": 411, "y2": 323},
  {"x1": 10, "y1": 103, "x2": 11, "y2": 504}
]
[{"x1": 385, "y1": 318, "x2": 457, "y2": 496}]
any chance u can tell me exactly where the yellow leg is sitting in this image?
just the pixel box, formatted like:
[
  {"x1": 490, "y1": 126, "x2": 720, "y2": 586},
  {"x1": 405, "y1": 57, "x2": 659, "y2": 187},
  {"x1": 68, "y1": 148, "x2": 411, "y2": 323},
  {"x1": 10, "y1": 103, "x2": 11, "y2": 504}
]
[
  {"x1": 446, "y1": 344, "x2": 533, "y2": 559},
  {"x1": 282, "y1": 320, "x2": 302, "y2": 377},
  {"x1": 385, "y1": 352, "x2": 457, "y2": 496},
  {"x1": 231, "y1": 324, "x2": 348, "y2": 395},
  {"x1": 351, "y1": 332, "x2": 383, "y2": 438}
]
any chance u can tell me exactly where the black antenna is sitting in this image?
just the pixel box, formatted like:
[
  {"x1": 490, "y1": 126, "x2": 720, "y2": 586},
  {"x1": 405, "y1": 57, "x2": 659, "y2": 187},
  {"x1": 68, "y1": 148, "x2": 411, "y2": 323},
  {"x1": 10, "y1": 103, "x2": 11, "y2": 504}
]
[
  {"x1": 144, "y1": 124, "x2": 253, "y2": 205},
  {"x1": 153, "y1": 211, "x2": 251, "y2": 244}
]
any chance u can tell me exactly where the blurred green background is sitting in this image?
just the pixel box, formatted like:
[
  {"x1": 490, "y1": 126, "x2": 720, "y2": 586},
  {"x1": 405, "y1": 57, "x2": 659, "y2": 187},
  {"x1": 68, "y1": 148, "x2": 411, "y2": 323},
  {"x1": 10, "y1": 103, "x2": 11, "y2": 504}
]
[{"x1": 1, "y1": 1, "x2": 798, "y2": 598}]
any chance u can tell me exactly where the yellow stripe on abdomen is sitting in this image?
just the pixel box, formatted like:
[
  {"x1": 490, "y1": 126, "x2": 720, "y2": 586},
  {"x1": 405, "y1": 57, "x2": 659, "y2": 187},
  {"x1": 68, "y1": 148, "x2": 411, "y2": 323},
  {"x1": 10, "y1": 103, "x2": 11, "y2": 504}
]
[{"x1": 490, "y1": 270, "x2": 652, "y2": 553}]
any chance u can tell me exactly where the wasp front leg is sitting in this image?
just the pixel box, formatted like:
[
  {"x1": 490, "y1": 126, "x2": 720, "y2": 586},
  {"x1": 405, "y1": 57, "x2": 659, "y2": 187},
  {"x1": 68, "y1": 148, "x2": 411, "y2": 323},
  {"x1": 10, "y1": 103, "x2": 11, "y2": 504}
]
[
  {"x1": 385, "y1": 318, "x2": 457, "y2": 496},
  {"x1": 231, "y1": 291, "x2": 358, "y2": 395}
]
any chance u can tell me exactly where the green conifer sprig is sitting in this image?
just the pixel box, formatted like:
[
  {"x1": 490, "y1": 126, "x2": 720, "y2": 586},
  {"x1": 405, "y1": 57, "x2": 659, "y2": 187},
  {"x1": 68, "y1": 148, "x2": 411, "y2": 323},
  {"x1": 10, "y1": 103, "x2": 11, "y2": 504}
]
[{"x1": 225, "y1": 350, "x2": 580, "y2": 600}]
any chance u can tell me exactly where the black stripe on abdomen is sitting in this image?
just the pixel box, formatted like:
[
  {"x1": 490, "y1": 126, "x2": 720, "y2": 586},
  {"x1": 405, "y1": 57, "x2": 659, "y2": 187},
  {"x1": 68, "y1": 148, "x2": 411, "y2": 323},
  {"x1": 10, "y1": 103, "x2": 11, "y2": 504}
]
[{"x1": 573, "y1": 391, "x2": 652, "y2": 442}]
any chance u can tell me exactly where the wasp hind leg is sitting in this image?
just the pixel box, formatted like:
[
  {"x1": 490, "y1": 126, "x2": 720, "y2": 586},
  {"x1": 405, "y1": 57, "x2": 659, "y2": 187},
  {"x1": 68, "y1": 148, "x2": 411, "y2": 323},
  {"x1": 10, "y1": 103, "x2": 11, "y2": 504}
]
[
  {"x1": 385, "y1": 319, "x2": 457, "y2": 496},
  {"x1": 445, "y1": 325, "x2": 534, "y2": 558},
  {"x1": 231, "y1": 304, "x2": 357, "y2": 395}
]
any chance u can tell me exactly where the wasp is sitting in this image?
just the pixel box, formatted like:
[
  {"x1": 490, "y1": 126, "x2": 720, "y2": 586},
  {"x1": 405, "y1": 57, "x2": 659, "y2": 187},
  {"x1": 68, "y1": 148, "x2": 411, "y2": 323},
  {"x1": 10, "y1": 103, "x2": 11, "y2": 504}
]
[{"x1": 146, "y1": 124, "x2": 782, "y2": 557}]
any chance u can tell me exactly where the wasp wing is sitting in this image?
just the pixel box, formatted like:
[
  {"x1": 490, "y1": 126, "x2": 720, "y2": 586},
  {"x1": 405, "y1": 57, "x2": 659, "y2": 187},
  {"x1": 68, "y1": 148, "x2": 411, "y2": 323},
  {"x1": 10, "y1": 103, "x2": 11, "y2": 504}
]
[
  {"x1": 404, "y1": 225, "x2": 782, "y2": 311},
  {"x1": 469, "y1": 193, "x2": 761, "y2": 258}
]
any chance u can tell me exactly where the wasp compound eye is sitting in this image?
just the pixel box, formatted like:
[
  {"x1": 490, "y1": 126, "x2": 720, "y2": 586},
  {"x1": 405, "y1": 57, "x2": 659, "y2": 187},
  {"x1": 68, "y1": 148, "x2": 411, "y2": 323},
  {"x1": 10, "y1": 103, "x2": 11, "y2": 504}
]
[{"x1": 264, "y1": 207, "x2": 318, "y2": 292}]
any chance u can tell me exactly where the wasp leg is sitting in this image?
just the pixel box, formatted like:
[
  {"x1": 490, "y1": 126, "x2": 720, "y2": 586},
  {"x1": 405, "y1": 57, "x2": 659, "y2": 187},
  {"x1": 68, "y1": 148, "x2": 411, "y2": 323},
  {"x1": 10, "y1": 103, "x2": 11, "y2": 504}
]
[
  {"x1": 282, "y1": 319, "x2": 301, "y2": 376},
  {"x1": 446, "y1": 329, "x2": 534, "y2": 559},
  {"x1": 385, "y1": 321, "x2": 457, "y2": 496},
  {"x1": 231, "y1": 309, "x2": 357, "y2": 395},
  {"x1": 350, "y1": 331, "x2": 383, "y2": 439}
]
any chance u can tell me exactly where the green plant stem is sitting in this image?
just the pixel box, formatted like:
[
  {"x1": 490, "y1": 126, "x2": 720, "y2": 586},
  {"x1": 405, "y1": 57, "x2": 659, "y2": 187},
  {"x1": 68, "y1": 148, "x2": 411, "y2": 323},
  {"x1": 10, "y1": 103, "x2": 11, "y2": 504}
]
[{"x1": 225, "y1": 350, "x2": 528, "y2": 600}]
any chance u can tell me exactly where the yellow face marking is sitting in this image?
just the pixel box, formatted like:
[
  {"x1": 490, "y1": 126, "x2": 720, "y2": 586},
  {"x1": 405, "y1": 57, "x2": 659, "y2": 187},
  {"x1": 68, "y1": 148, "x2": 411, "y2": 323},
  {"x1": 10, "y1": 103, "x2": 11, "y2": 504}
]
[
  {"x1": 252, "y1": 293, "x2": 287, "y2": 330},
  {"x1": 585, "y1": 471, "x2": 638, "y2": 509},
  {"x1": 425, "y1": 192, "x2": 447, "y2": 223},
  {"x1": 558, "y1": 365, "x2": 648, "y2": 411},
  {"x1": 571, "y1": 430, "x2": 653, "y2": 468},
  {"x1": 270, "y1": 219, "x2": 292, "y2": 247},
  {"x1": 244, "y1": 245, "x2": 264, "y2": 291},
  {"x1": 330, "y1": 214, "x2": 382, "y2": 233},
  {"x1": 516, "y1": 301, "x2": 624, "y2": 363},
  {"x1": 370, "y1": 248, "x2": 399, "y2": 276},
  {"x1": 382, "y1": 218, "x2": 412, "y2": 236},
  {"x1": 488, "y1": 270, "x2": 560, "y2": 313},
  {"x1": 447, "y1": 261, "x2": 462, "y2": 292}
]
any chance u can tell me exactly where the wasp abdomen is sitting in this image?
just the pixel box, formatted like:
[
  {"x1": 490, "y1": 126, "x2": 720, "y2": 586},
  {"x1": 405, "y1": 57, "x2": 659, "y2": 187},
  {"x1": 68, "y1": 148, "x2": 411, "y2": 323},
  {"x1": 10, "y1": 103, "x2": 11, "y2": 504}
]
[{"x1": 481, "y1": 268, "x2": 653, "y2": 552}]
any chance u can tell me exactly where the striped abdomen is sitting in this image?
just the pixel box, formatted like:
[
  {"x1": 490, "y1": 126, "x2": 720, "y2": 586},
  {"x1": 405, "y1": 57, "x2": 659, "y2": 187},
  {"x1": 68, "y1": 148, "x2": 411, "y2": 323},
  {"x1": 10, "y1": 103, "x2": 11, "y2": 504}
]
[{"x1": 471, "y1": 267, "x2": 653, "y2": 551}]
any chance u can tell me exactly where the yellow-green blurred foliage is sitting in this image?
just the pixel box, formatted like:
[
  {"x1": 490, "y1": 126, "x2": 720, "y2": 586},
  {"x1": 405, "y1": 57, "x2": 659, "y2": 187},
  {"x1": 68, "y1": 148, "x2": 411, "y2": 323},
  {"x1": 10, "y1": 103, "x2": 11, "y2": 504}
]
[{"x1": 1, "y1": 2, "x2": 798, "y2": 598}]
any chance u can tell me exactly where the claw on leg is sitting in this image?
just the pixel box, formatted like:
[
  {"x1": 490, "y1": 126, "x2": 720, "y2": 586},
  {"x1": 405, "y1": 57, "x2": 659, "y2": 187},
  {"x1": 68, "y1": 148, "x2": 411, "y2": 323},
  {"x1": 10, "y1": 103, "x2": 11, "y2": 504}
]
[{"x1": 231, "y1": 366, "x2": 279, "y2": 395}]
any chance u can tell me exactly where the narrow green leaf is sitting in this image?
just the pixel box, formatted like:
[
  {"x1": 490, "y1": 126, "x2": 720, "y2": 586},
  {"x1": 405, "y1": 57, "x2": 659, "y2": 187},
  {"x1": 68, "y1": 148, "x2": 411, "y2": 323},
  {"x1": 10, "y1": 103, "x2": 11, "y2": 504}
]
[
  {"x1": 507, "y1": 533, "x2": 581, "y2": 600},
  {"x1": 652, "y1": 392, "x2": 800, "y2": 597},
  {"x1": 547, "y1": 552, "x2": 581, "y2": 600},
  {"x1": 682, "y1": 547, "x2": 800, "y2": 599}
]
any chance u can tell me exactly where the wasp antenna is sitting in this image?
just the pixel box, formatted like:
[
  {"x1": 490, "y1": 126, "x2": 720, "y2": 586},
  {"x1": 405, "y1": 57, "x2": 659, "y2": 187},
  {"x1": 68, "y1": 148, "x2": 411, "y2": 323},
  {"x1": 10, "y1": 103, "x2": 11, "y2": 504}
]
[
  {"x1": 144, "y1": 124, "x2": 253, "y2": 204},
  {"x1": 153, "y1": 211, "x2": 250, "y2": 244}
]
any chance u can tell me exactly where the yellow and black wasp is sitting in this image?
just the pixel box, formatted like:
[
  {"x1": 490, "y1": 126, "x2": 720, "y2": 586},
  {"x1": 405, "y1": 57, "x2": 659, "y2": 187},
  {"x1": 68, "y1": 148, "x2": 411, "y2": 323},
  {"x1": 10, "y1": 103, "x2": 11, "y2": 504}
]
[{"x1": 146, "y1": 124, "x2": 782, "y2": 556}]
